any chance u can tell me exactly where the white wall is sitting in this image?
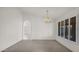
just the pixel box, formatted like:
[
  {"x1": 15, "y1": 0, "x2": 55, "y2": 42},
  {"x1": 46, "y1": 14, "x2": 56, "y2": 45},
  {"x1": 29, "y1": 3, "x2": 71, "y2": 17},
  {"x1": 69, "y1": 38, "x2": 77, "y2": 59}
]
[
  {"x1": 23, "y1": 14, "x2": 55, "y2": 40},
  {"x1": 0, "y1": 8, "x2": 23, "y2": 51},
  {"x1": 55, "y1": 8, "x2": 79, "y2": 52}
]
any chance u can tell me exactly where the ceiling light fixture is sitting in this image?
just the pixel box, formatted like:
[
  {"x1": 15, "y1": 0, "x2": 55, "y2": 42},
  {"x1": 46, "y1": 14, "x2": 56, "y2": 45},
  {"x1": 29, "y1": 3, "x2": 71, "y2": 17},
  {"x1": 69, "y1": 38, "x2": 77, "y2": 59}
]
[{"x1": 44, "y1": 10, "x2": 52, "y2": 23}]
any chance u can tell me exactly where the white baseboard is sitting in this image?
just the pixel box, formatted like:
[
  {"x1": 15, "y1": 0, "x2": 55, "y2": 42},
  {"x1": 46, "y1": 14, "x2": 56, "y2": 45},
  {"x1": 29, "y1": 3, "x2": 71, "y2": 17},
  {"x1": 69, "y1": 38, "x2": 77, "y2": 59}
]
[
  {"x1": 1, "y1": 39, "x2": 22, "y2": 52},
  {"x1": 23, "y1": 36, "x2": 55, "y2": 40}
]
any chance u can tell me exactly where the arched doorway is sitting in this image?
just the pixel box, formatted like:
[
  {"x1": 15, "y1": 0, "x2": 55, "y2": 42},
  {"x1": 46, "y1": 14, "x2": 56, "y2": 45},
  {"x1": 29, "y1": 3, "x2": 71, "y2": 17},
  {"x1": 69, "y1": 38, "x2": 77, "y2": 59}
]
[{"x1": 23, "y1": 20, "x2": 32, "y2": 40}]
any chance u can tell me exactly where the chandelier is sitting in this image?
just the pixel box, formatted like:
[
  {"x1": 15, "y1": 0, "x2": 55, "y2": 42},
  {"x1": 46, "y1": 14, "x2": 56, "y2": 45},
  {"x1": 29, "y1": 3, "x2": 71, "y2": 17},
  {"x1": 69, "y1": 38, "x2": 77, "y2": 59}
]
[{"x1": 44, "y1": 10, "x2": 51, "y2": 23}]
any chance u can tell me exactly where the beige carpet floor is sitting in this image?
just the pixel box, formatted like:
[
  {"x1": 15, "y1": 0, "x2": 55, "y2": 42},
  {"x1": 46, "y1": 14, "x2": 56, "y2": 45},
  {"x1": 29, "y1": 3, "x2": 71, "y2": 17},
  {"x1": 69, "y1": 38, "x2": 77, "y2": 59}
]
[{"x1": 2, "y1": 40, "x2": 71, "y2": 52}]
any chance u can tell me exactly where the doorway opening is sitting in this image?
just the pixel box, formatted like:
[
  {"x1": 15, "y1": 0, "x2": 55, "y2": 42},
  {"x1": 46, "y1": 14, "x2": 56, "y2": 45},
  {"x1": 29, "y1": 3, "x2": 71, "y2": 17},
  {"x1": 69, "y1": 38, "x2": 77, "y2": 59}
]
[{"x1": 23, "y1": 20, "x2": 32, "y2": 40}]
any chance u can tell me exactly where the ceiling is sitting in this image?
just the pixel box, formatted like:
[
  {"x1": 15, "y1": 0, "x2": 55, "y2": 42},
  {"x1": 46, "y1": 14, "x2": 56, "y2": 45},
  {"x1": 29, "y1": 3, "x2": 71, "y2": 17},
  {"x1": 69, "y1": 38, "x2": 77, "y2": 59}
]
[{"x1": 19, "y1": 7, "x2": 76, "y2": 19}]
